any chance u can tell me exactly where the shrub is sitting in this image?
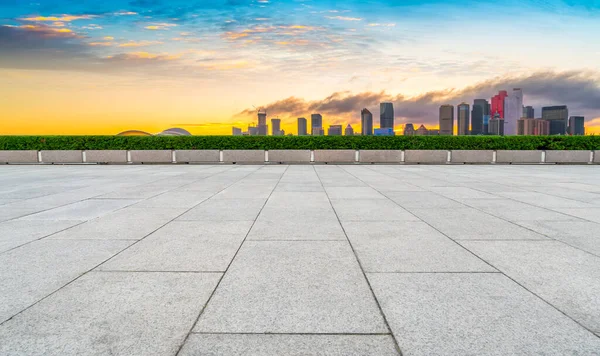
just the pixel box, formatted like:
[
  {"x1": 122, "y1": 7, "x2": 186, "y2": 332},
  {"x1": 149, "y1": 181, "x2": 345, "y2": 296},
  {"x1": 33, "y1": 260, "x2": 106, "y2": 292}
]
[{"x1": 0, "y1": 135, "x2": 598, "y2": 150}]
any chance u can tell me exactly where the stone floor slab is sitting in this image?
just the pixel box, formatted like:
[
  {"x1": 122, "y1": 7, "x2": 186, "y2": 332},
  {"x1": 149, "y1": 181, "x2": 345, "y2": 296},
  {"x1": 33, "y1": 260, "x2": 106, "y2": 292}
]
[
  {"x1": 343, "y1": 221, "x2": 495, "y2": 272},
  {"x1": 368, "y1": 273, "x2": 600, "y2": 355},
  {"x1": 179, "y1": 334, "x2": 400, "y2": 356},
  {"x1": 48, "y1": 207, "x2": 186, "y2": 240},
  {"x1": 178, "y1": 198, "x2": 267, "y2": 221},
  {"x1": 0, "y1": 219, "x2": 82, "y2": 253},
  {"x1": 462, "y1": 240, "x2": 600, "y2": 333},
  {"x1": 0, "y1": 271, "x2": 221, "y2": 356},
  {"x1": 0, "y1": 239, "x2": 132, "y2": 323},
  {"x1": 194, "y1": 241, "x2": 387, "y2": 333},
  {"x1": 99, "y1": 221, "x2": 253, "y2": 271},
  {"x1": 20, "y1": 199, "x2": 139, "y2": 221},
  {"x1": 330, "y1": 199, "x2": 419, "y2": 222}
]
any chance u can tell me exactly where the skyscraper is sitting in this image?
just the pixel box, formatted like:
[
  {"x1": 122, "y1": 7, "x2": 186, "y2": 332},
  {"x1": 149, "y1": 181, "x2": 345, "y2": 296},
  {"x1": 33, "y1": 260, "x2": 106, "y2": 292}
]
[
  {"x1": 416, "y1": 125, "x2": 428, "y2": 136},
  {"x1": 488, "y1": 113, "x2": 505, "y2": 135},
  {"x1": 439, "y1": 105, "x2": 454, "y2": 135},
  {"x1": 523, "y1": 106, "x2": 534, "y2": 119},
  {"x1": 568, "y1": 116, "x2": 585, "y2": 135},
  {"x1": 232, "y1": 127, "x2": 242, "y2": 136},
  {"x1": 328, "y1": 125, "x2": 343, "y2": 136},
  {"x1": 491, "y1": 90, "x2": 508, "y2": 118},
  {"x1": 257, "y1": 110, "x2": 268, "y2": 136},
  {"x1": 517, "y1": 118, "x2": 550, "y2": 135},
  {"x1": 457, "y1": 103, "x2": 470, "y2": 135},
  {"x1": 471, "y1": 99, "x2": 489, "y2": 135},
  {"x1": 542, "y1": 106, "x2": 568, "y2": 135},
  {"x1": 311, "y1": 114, "x2": 323, "y2": 136},
  {"x1": 271, "y1": 118, "x2": 282, "y2": 136},
  {"x1": 503, "y1": 88, "x2": 523, "y2": 135},
  {"x1": 345, "y1": 124, "x2": 354, "y2": 136},
  {"x1": 361, "y1": 108, "x2": 373, "y2": 136},
  {"x1": 403, "y1": 123, "x2": 415, "y2": 136},
  {"x1": 380, "y1": 103, "x2": 394, "y2": 129},
  {"x1": 297, "y1": 117, "x2": 307, "y2": 136}
]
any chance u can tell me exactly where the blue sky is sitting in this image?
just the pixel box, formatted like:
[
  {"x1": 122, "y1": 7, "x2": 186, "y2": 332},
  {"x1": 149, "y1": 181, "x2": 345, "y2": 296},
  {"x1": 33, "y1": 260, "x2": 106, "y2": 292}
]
[{"x1": 1, "y1": 0, "x2": 599, "y2": 134}]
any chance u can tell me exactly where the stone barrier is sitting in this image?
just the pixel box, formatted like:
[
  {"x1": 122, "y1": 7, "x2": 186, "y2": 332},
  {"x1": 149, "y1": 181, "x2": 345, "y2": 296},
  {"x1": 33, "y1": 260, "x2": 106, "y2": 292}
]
[
  {"x1": 594, "y1": 151, "x2": 600, "y2": 164},
  {"x1": 175, "y1": 150, "x2": 220, "y2": 163},
  {"x1": 40, "y1": 150, "x2": 83, "y2": 163},
  {"x1": 496, "y1": 150, "x2": 543, "y2": 164},
  {"x1": 223, "y1": 150, "x2": 265, "y2": 164},
  {"x1": 130, "y1": 150, "x2": 173, "y2": 163},
  {"x1": 0, "y1": 150, "x2": 38, "y2": 164},
  {"x1": 451, "y1": 150, "x2": 494, "y2": 164},
  {"x1": 404, "y1": 150, "x2": 448, "y2": 164},
  {"x1": 85, "y1": 150, "x2": 128, "y2": 164},
  {"x1": 268, "y1": 150, "x2": 311, "y2": 163},
  {"x1": 545, "y1": 150, "x2": 591, "y2": 164},
  {"x1": 359, "y1": 150, "x2": 403, "y2": 163},
  {"x1": 313, "y1": 150, "x2": 356, "y2": 163}
]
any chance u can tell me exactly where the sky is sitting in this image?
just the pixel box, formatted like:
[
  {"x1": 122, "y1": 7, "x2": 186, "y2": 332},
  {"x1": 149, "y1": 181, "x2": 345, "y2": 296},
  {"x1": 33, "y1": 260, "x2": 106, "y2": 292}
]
[{"x1": 1, "y1": 0, "x2": 599, "y2": 135}]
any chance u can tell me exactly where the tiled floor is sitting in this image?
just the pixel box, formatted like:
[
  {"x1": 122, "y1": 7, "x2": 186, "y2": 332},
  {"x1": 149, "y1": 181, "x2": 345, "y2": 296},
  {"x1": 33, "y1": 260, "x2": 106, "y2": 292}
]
[{"x1": 1, "y1": 164, "x2": 599, "y2": 355}]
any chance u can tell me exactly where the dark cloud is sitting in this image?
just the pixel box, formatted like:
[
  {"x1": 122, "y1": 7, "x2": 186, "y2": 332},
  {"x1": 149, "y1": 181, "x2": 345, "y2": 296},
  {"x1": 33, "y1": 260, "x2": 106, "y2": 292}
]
[{"x1": 237, "y1": 71, "x2": 600, "y2": 126}]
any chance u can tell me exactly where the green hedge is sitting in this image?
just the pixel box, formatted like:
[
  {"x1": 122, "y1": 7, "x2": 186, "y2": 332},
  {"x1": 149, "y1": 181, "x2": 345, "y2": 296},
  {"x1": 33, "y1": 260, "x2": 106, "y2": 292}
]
[{"x1": 0, "y1": 135, "x2": 598, "y2": 150}]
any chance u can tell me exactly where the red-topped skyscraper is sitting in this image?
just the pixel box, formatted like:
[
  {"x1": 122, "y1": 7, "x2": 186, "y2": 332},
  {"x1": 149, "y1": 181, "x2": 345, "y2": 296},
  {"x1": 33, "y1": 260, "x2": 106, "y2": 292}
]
[{"x1": 491, "y1": 90, "x2": 508, "y2": 118}]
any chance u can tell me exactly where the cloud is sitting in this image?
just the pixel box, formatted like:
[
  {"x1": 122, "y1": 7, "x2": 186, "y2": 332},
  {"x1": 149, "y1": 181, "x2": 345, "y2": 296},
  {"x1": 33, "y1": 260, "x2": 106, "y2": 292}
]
[
  {"x1": 235, "y1": 71, "x2": 600, "y2": 127},
  {"x1": 19, "y1": 14, "x2": 97, "y2": 22},
  {"x1": 118, "y1": 40, "x2": 163, "y2": 47},
  {"x1": 325, "y1": 16, "x2": 362, "y2": 21},
  {"x1": 105, "y1": 51, "x2": 181, "y2": 61},
  {"x1": 144, "y1": 23, "x2": 177, "y2": 30}
]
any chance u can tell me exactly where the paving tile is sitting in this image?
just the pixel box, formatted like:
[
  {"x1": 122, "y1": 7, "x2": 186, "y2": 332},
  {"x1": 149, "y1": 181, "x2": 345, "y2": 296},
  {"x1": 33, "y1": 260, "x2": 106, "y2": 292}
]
[
  {"x1": 513, "y1": 220, "x2": 600, "y2": 256},
  {"x1": 462, "y1": 240, "x2": 600, "y2": 332},
  {"x1": 0, "y1": 207, "x2": 41, "y2": 222},
  {"x1": 48, "y1": 207, "x2": 186, "y2": 240},
  {"x1": 409, "y1": 208, "x2": 549, "y2": 240},
  {"x1": 0, "y1": 220, "x2": 82, "y2": 253},
  {"x1": 463, "y1": 199, "x2": 580, "y2": 221},
  {"x1": 20, "y1": 199, "x2": 139, "y2": 221},
  {"x1": 325, "y1": 187, "x2": 387, "y2": 200},
  {"x1": 266, "y1": 192, "x2": 331, "y2": 207},
  {"x1": 0, "y1": 239, "x2": 132, "y2": 323},
  {"x1": 179, "y1": 334, "x2": 399, "y2": 356},
  {"x1": 368, "y1": 273, "x2": 600, "y2": 355},
  {"x1": 132, "y1": 191, "x2": 213, "y2": 208},
  {"x1": 99, "y1": 221, "x2": 253, "y2": 271},
  {"x1": 384, "y1": 191, "x2": 465, "y2": 208},
  {"x1": 494, "y1": 192, "x2": 597, "y2": 208},
  {"x1": 330, "y1": 199, "x2": 419, "y2": 222},
  {"x1": 0, "y1": 272, "x2": 221, "y2": 356},
  {"x1": 428, "y1": 186, "x2": 501, "y2": 200},
  {"x1": 343, "y1": 221, "x2": 495, "y2": 272},
  {"x1": 248, "y1": 218, "x2": 345, "y2": 240},
  {"x1": 178, "y1": 198, "x2": 266, "y2": 221},
  {"x1": 550, "y1": 207, "x2": 600, "y2": 223},
  {"x1": 194, "y1": 241, "x2": 387, "y2": 333}
]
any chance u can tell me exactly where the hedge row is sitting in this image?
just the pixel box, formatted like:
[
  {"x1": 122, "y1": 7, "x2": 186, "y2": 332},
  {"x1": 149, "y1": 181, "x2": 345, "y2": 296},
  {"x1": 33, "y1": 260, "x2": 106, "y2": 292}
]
[{"x1": 0, "y1": 135, "x2": 598, "y2": 150}]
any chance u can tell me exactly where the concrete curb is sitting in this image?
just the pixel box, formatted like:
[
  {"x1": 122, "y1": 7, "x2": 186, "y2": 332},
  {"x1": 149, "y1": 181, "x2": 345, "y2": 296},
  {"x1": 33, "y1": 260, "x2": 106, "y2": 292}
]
[{"x1": 0, "y1": 150, "x2": 597, "y2": 165}]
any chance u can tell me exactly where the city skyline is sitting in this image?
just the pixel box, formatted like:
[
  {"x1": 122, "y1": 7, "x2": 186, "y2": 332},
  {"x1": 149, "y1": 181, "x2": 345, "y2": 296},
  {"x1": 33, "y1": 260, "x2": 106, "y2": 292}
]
[{"x1": 1, "y1": 1, "x2": 600, "y2": 135}]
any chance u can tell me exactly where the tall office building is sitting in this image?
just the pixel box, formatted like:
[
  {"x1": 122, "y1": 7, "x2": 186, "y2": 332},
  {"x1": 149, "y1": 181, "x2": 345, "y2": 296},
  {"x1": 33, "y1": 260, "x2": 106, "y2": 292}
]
[
  {"x1": 380, "y1": 103, "x2": 394, "y2": 129},
  {"x1": 439, "y1": 105, "x2": 454, "y2": 135},
  {"x1": 257, "y1": 110, "x2": 268, "y2": 136},
  {"x1": 503, "y1": 88, "x2": 523, "y2": 135},
  {"x1": 471, "y1": 99, "x2": 489, "y2": 135},
  {"x1": 488, "y1": 113, "x2": 504, "y2": 135},
  {"x1": 403, "y1": 123, "x2": 415, "y2": 136},
  {"x1": 345, "y1": 124, "x2": 354, "y2": 136},
  {"x1": 232, "y1": 127, "x2": 242, "y2": 136},
  {"x1": 457, "y1": 103, "x2": 470, "y2": 135},
  {"x1": 517, "y1": 118, "x2": 550, "y2": 135},
  {"x1": 491, "y1": 90, "x2": 508, "y2": 118},
  {"x1": 542, "y1": 106, "x2": 568, "y2": 135},
  {"x1": 568, "y1": 116, "x2": 585, "y2": 135},
  {"x1": 311, "y1": 114, "x2": 323, "y2": 135},
  {"x1": 271, "y1": 118, "x2": 282, "y2": 136},
  {"x1": 361, "y1": 108, "x2": 373, "y2": 136},
  {"x1": 297, "y1": 117, "x2": 307, "y2": 136},
  {"x1": 328, "y1": 125, "x2": 343, "y2": 136},
  {"x1": 523, "y1": 106, "x2": 534, "y2": 119}
]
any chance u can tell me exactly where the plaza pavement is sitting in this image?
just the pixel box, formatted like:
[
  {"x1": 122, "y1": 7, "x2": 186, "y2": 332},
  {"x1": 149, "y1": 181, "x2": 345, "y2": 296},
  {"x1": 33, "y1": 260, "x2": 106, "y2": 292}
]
[{"x1": 0, "y1": 164, "x2": 599, "y2": 355}]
